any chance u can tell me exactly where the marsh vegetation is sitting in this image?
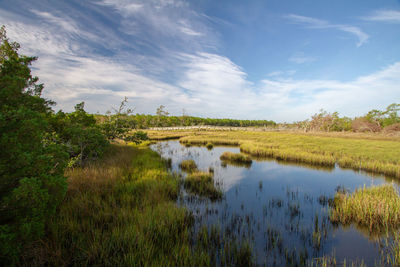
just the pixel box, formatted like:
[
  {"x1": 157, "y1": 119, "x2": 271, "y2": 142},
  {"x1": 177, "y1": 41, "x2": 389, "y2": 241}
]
[{"x1": 153, "y1": 140, "x2": 400, "y2": 266}]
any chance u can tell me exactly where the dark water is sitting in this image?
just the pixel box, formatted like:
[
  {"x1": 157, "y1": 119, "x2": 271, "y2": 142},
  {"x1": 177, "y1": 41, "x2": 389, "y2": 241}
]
[{"x1": 150, "y1": 141, "x2": 399, "y2": 266}]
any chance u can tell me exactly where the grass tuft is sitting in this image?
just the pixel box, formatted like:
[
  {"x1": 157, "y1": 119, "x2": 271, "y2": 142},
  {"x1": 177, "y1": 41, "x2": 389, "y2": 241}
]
[
  {"x1": 220, "y1": 152, "x2": 252, "y2": 163},
  {"x1": 330, "y1": 184, "x2": 400, "y2": 232},
  {"x1": 184, "y1": 172, "x2": 223, "y2": 200},
  {"x1": 179, "y1": 159, "x2": 198, "y2": 173}
]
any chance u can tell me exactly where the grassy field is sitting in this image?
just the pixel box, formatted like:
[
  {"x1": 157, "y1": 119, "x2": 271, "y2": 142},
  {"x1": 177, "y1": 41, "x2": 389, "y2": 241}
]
[
  {"x1": 147, "y1": 130, "x2": 400, "y2": 178},
  {"x1": 21, "y1": 144, "x2": 212, "y2": 266}
]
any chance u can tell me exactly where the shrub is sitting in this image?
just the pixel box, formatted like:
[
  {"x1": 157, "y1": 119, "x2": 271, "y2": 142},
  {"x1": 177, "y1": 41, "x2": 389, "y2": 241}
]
[{"x1": 351, "y1": 117, "x2": 381, "y2": 132}]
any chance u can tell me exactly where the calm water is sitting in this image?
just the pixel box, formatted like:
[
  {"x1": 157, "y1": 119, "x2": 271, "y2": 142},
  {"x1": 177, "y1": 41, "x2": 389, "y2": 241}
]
[{"x1": 150, "y1": 140, "x2": 399, "y2": 266}]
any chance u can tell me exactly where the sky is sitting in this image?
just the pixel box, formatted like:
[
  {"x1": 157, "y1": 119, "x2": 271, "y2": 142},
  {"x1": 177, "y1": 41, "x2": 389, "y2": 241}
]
[{"x1": 0, "y1": 0, "x2": 399, "y2": 122}]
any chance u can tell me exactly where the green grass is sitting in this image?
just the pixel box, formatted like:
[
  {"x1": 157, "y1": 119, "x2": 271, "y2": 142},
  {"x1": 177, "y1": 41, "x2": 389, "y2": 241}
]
[
  {"x1": 179, "y1": 159, "x2": 198, "y2": 173},
  {"x1": 330, "y1": 184, "x2": 400, "y2": 232},
  {"x1": 168, "y1": 130, "x2": 400, "y2": 178},
  {"x1": 184, "y1": 171, "x2": 223, "y2": 200},
  {"x1": 21, "y1": 145, "x2": 210, "y2": 266},
  {"x1": 220, "y1": 151, "x2": 252, "y2": 163}
]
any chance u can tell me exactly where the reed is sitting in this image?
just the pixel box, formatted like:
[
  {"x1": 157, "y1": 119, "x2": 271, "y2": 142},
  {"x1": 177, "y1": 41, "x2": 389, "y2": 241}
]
[
  {"x1": 330, "y1": 184, "x2": 400, "y2": 232},
  {"x1": 184, "y1": 171, "x2": 222, "y2": 200},
  {"x1": 220, "y1": 152, "x2": 252, "y2": 163},
  {"x1": 179, "y1": 159, "x2": 198, "y2": 172}
]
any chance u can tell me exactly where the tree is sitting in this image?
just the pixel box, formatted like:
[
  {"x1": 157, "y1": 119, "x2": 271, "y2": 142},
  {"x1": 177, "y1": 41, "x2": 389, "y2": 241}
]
[
  {"x1": 156, "y1": 105, "x2": 169, "y2": 127},
  {"x1": 0, "y1": 26, "x2": 68, "y2": 263},
  {"x1": 51, "y1": 102, "x2": 108, "y2": 166},
  {"x1": 102, "y1": 97, "x2": 136, "y2": 141}
]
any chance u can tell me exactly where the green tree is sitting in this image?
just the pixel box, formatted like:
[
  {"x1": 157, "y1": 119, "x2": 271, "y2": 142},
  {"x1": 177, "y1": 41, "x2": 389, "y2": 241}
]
[
  {"x1": 102, "y1": 97, "x2": 136, "y2": 141},
  {"x1": 51, "y1": 102, "x2": 108, "y2": 166},
  {"x1": 0, "y1": 26, "x2": 68, "y2": 263}
]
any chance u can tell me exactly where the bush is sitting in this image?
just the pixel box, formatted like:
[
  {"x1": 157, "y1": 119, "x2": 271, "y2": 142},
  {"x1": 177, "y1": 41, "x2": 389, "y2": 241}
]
[
  {"x1": 351, "y1": 117, "x2": 381, "y2": 132},
  {"x1": 383, "y1": 123, "x2": 400, "y2": 133}
]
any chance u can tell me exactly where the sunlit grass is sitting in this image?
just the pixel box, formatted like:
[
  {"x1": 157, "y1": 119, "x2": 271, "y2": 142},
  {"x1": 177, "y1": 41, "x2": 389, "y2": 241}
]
[
  {"x1": 152, "y1": 130, "x2": 400, "y2": 178},
  {"x1": 22, "y1": 145, "x2": 210, "y2": 266},
  {"x1": 179, "y1": 159, "x2": 198, "y2": 172},
  {"x1": 220, "y1": 151, "x2": 252, "y2": 163},
  {"x1": 330, "y1": 184, "x2": 400, "y2": 232},
  {"x1": 184, "y1": 171, "x2": 222, "y2": 200}
]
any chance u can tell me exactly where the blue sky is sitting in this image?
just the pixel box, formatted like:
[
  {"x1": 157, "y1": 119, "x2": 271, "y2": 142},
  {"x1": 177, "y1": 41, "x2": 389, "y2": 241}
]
[{"x1": 1, "y1": 0, "x2": 399, "y2": 122}]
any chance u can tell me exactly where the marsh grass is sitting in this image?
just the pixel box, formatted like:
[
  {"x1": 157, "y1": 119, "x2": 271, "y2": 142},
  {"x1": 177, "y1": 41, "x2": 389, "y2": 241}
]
[
  {"x1": 158, "y1": 130, "x2": 400, "y2": 178},
  {"x1": 206, "y1": 142, "x2": 214, "y2": 149},
  {"x1": 220, "y1": 151, "x2": 252, "y2": 163},
  {"x1": 179, "y1": 159, "x2": 198, "y2": 173},
  {"x1": 330, "y1": 184, "x2": 400, "y2": 232},
  {"x1": 21, "y1": 145, "x2": 211, "y2": 266},
  {"x1": 184, "y1": 172, "x2": 223, "y2": 200}
]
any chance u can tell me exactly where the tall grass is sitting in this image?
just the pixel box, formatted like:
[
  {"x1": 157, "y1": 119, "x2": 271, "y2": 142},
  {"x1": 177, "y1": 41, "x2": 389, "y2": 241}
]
[
  {"x1": 184, "y1": 172, "x2": 222, "y2": 200},
  {"x1": 21, "y1": 145, "x2": 210, "y2": 266},
  {"x1": 220, "y1": 151, "x2": 252, "y2": 163},
  {"x1": 179, "y1": 159, "x2": 198, "y2": 172},
  {"x1": 330, "y1": 184, "x2": 400, "y2": 232}
]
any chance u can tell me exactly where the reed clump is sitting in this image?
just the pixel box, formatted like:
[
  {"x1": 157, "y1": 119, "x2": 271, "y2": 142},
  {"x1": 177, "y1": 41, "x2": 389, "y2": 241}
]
[
  {"x1": 330, "y1": 184, "x2": 400, "y2": 232},
  {"x1": 179, "y1": 159, "x2": 198, "y2": 172},
  {"x1": 220, "y1": 152, "x2": 252, "y2": 164},
  {"x1": 184, "y1": 171, "x2": 222, "y2": 200},
  {"x1": 206, "y1": 142, "x2": 214, "y2": 149}
]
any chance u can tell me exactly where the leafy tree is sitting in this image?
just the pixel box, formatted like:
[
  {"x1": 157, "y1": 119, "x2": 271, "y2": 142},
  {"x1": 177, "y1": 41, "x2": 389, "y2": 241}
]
[
  {"x1": 51, "y1": 102, "x2": 108, "y2": 166},
  {"x1": 102, "y1": 97, "x2": 136, "y2": 141},
  {"x1": 0, "y1": 26, "x2": 68, "y2": 263}
]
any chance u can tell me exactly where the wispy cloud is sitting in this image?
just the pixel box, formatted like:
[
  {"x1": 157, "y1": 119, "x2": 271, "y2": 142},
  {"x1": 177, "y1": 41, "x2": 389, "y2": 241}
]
[
  {"x1": 363, "y1": 9, "x2": 400, "y2": 23},
  {"x1": 288, "y1": 52, "x2": 316, "y2": 64},
  {"x1": 1, "y1": 1, "x2": 399, "y2": 122},
  {"x1": 96, "y1": 0, "x2": 215, "y2": 52},
  {"x1": 285, "y1": 14, "x2": 369, "y2": 47}
]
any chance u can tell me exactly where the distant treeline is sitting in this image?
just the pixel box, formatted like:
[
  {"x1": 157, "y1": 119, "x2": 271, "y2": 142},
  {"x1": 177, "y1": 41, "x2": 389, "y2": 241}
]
[
  {"x1": 95, "y1": 114, "x2": 276, "y2": 128},
  {"x1": 291, "y1": 103, "x2": 400, "y2": 133}
]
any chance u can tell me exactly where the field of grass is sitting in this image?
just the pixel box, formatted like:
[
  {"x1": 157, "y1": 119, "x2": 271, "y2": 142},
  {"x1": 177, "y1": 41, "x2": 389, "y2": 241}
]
[
  {"x1": 21, "y1": 144, "x2": 212, "y2": 266},
  {"x1": 147, "y1": 130, "x2": 400, "y2": 178}
]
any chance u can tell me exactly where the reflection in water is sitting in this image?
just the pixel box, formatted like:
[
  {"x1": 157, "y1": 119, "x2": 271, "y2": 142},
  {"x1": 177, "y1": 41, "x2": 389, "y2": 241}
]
[{"x1": 151, "y1": 141, "x2": 399, "y2": 266}]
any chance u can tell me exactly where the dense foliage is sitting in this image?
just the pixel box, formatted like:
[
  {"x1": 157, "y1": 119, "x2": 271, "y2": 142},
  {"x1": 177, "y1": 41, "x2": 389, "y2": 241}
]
[
  {"x1": 0, "y1": 26, "x2": 69, "y2": 263},
  {"x1": 96, "y1": 113, "x2": 276, "y2": 129},
  {"x1": 0, "y1": 26, "x2": 110, "y2": 264}
]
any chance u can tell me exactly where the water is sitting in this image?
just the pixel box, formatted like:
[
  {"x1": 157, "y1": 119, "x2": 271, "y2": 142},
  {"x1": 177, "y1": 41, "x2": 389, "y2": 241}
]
[{"x1": 150, "y1": 140, "x2": 399, "y2": 266}]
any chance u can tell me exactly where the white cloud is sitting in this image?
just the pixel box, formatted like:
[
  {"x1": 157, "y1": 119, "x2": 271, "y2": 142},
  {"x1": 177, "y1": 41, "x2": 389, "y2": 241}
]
[
  {"x1": 363, "y1": 9, "x2": 400, "y2": 23},
  {"x1": 1, "y1": 3, "x2": 399, "y2": 122},
  {"x1": 285, "y1": 14, "x2": 369, "y2": 47}
]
